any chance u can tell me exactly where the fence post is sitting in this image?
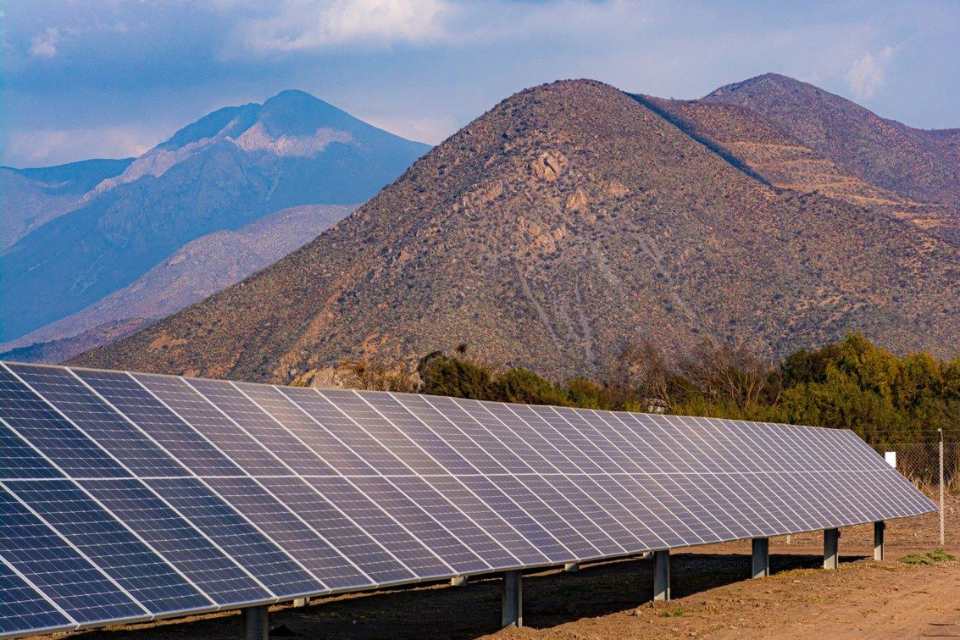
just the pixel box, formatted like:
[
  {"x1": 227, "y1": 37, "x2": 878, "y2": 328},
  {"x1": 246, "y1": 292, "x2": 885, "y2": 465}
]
[{"x1": 940, "y1": 429, "x2": 945, "y2": 547}]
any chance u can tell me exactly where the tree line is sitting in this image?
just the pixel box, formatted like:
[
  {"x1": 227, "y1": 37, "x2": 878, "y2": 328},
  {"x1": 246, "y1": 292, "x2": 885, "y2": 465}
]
[{"x1": 412, "y1": 335, "x2": 959, "y2": 447}]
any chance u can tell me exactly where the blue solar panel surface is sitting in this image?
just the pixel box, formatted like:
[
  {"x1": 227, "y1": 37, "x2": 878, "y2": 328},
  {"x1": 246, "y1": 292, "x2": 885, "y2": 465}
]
[{"x1": 0, "y1": 361, "x2": 937, "y2": 638}]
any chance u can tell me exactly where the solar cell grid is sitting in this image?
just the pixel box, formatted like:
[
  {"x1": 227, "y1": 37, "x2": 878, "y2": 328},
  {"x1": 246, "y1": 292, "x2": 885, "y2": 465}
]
[
  {"x1": 134, "y1": 374, "x2": 290, "y2": 478},
  {"x1": 202, "y1": 476, "x2": 352, "y2": 591},
  {"x1": 563, "y1": 475, "x2": 652, "y2": 549},
  {"x1": 305, "y1": 476, "x2": 451, "y2": 579},
  {"x1": 350, "y1": 392, "x2": 449, "y2": 475},
  {"x1": 146, "y1": 478, "x2": 319, "y2": 598},
  {"x1": 375, "y1": 393, "x2": 475, "y2": 475},
  {"x1": 421, "y1": 476, "x2": 547, "y2": 565},
  {"x1": 394, "y1": 395, "x2": 505, "y2": 475},
  {"x1": 0, "y1": 561, "x2": 71, "y2": 636},
  {"x1": 348, "y1": 476, "x2": 488, "y2": 574},
  {"x1": 516, "y1": 475, "x2": 623, "y2": 557},
  {"x1": 520, "y1": 406, "x2": 605, "y2": 474},
  {"x1": 543, "y1": 474, "x2": 639, "y2": 552},
  {"x1": 457, "y1": 475, "x2": 571, "y2": 562},
  {"x1": 256, "y1": 476, "x2": 401, "y2": 586},
  {"x1": 238, "y1": 385, "x2": 362, "y2": 476},
  {"x1": 79, "y1": 479, "x2": 270, "y2": 606},
  {"x1": 623, "y1": 474, "x2": 708, "y2": 543},
  {"x1": 554, "y1": 408, "x2": 636, "y2": 473},
  {"x1": 480, "y1": 402, "x2": 577, "y2": 473},
  {"x1": 4, "y1": 479, "x2": 211, "y2": 615},
  {"x1": 75, "y1": 370, "x2": 241, "y2": 477},
  {"x1": 588, "y1": 475, "x2": 684, "y2": 547},
  {"x1": 0, "y1": 485, "x2": 148, "y2": 624},
  {"x1": 0, "y1": 368, "x2": 128, "y2": 479},
  {"x1": 292, "y1": 389, "x2": 409, "y2": 476},
  {"x1": 437, "y1": 398, "x2": 537, "y2": 475},
  {"x1": 388, "y1": 477, "x2": 517, "y2": 570},
  {"x1": 490, "y1": 475, "x2": 597, "y2": 560},
  {"x1": 189, "y1": 380, "x2": 339, "y2": 478},
  {"x1": 0, "y1": 420, "x2": 61, "y2": 480},
  {"x1": 8, "y1": 365, "x2": 186, "y2": 479}
]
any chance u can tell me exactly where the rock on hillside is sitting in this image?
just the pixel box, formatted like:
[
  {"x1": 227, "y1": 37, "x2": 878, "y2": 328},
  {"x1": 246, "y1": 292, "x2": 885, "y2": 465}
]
[{"x1": 74, "y1": 80, "x2": 960, "y2": 383}]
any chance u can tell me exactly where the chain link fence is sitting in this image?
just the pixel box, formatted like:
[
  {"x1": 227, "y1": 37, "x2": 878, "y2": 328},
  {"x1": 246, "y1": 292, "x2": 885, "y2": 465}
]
[{"x1": 881, "y1": 441, "x2": 960, "y2": 492}]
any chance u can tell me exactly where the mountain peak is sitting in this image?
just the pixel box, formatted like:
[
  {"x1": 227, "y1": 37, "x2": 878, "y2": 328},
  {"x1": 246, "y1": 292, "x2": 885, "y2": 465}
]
[
  {"x1": 704, "y1": 73, "x2": 822, "y2": 100},
  {"x1": 258, "y1": 89, "x2": 360, "y2": 137},
  {"x1": 703, "y1": 73, "x2": 960, "y2": 208},
  {"x1": 266, "y1": 88, "x2": 317, "y2": 102}
]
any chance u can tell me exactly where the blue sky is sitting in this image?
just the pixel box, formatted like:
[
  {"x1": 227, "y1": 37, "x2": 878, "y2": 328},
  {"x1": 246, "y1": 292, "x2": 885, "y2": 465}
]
[{"x1": 2, "y1": 0, "x2": 958, "y2": 167}]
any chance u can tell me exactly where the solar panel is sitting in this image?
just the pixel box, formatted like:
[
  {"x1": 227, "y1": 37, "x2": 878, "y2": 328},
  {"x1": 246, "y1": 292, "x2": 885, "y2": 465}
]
[
  {"x1": 79, "y1": 479, "x2": 271, "y2": 607},
  {"x1": 0, "y1": 485, "x2": 148, "y2": 625},
  {"x1": 0, "y1": 360, "x2": 936, "y2": 638},
  {"x1": 4, "y1": 479, "x2": 212, "y2": 616},
  {"x1": 0, "y1": 559, "x2": 71, "y2": 637}
]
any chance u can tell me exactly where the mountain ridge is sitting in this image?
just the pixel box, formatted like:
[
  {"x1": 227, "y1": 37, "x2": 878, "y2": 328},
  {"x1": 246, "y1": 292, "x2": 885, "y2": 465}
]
[
  {"x1": 73, "y1": 78, "x2": 960, "y2": 383},
  {"x1": 1, "y1": 204, "x2": 354, "y2": 363},
  {"x1": 0, "y1": 90, "x2": 429, "y2": 344},
  {"x1": 704, "y1": 73, "x2": 960, "y2": 211}
]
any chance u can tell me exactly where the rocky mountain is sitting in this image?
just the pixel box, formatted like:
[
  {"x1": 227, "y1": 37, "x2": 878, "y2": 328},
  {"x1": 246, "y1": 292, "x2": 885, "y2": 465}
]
[
  {"x1": 0, "y1": 90, "x2": 429, "y2": 343},
  {"x1": 639, "y1": 93, "x2": 960, "y2": 245},
  {"x1": 75, "y1": 79, "x2": 960, "y2": 383},
  {"x1": 703, "y1": 74, "x2": 960, "y2": 212},
  {"x1": 1, "y1": 204, "x2": 353, "y2": 362},
  {"x1": 0, "y1": 158, "x2": 132, "y2": 249}
]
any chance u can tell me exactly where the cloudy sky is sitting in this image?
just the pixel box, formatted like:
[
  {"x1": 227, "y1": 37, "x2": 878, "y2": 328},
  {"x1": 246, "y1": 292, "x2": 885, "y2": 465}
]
[{"x1": 3, "y1": 0, "x2": 958, "y2": 167}]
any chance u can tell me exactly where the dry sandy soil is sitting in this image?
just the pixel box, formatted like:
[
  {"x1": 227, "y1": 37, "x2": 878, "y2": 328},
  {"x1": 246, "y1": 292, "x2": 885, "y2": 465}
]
[{"x1": 34, "y1": 495, "x2": 960, "y2": 640}]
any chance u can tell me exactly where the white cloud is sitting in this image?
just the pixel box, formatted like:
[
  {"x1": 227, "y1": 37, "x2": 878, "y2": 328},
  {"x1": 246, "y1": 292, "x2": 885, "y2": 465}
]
[
  {"x1": 4, "y1": 126, "x2": 157, "y2": 167},
  {"x1": 846, "y1": 46, "x2": 896, "y2": 100},
  {"x1": 28, "y1": 27, "x2": 60, "y2": 58},
  {"x1": 233, "y1": 0, "x2": 453, "y2": 53}
]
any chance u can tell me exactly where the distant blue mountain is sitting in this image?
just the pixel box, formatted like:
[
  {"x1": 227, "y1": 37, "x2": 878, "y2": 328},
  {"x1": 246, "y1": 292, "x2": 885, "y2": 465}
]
[
  {"x1": 6, "y1": 157, "x2": 135, "y2": 194},
  {"x1": 1, "y1": 158, "x2": 134, "y2": 250},
  {"x1": 0, "y1": 91, "x2": 430, "y2": 343}
]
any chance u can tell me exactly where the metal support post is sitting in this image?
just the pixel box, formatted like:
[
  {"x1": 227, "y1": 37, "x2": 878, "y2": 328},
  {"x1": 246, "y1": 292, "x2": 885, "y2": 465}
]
[
  {"x1": 563, "y1": 562, "x2": 580, "y2": 574},
  {"x1": 940, "y1": 428, "x2": 946, "y2": 547},
  {"x1": 751, "y1": 537, "x2": 769, "y2": 578},
  {"x1": 450, "y1": 575, "x2": 467, "y2": 587},
  {"x1": 823, "y1": 528, "x2": 839, "y2": 570},
  {"x1": 873, "y1": 521, "x2": 885, "y2": 561},
  {"x1": 501, "y1": 571, "x2": 522, "y2": 628},
  {"x1": 653, "y1": 549, "x2": 670, "y2": 601},
  {"x1": 243, "y1": 606, "x2": 269, "y2": 640}
]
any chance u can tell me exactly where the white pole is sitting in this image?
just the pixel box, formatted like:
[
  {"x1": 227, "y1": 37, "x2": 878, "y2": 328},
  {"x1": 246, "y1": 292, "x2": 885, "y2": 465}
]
[{"x1": 940, "y1": 428, "x2": 945, "y2": 547}]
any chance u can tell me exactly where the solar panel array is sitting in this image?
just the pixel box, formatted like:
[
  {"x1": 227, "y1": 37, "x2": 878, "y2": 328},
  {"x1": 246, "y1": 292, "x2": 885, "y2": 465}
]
[{"x1": 0, "y1": 361, "x2": 935, "y2": 638}]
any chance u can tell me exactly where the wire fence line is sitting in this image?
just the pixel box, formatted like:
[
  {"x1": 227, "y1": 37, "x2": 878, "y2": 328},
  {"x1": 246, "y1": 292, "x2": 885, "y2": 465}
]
[{"x1": 879, "y1": 441, "x2": 959, "y2": 492}]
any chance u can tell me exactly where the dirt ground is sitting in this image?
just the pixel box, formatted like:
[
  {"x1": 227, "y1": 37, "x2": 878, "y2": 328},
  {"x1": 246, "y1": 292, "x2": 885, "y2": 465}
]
[{"x1": 35, "y1": 494, "x2": 960, "y2": 640}]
